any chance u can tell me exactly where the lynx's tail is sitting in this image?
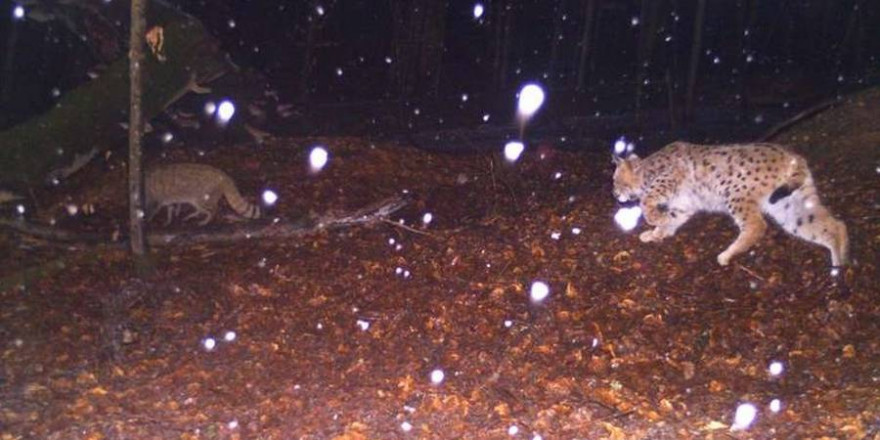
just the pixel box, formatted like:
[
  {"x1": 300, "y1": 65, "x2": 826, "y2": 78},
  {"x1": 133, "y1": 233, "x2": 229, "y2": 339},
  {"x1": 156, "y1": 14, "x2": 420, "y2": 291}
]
[
  {"x1": 221, "y1": 181, "x2": 262, "y2": 220},
  {"x1": 769, "y1": 155, "x2": 810, "y2": 204}
]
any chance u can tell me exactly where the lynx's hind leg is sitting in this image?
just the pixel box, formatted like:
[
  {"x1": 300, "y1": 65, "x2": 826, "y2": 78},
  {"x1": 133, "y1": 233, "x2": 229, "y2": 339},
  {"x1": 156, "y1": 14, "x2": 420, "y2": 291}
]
[{"x1": 765, "y1": 187, "x2": 849, "y2": 266}]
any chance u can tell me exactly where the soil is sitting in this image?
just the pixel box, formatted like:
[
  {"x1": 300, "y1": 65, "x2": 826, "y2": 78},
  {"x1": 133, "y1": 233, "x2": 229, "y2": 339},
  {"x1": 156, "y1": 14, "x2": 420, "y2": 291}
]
[{"x1": 1, "y1": 87, "x2": 879, "y2": 439}]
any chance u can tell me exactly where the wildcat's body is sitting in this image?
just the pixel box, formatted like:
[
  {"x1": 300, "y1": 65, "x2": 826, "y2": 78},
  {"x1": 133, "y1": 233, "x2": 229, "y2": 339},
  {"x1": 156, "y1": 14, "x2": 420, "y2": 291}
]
[
  {"x1": 612, "y1": 141, "x2": 848, "y2": 266},
  {"x1": 146, "y1": 163, "x2": 261, "y2": 225}
]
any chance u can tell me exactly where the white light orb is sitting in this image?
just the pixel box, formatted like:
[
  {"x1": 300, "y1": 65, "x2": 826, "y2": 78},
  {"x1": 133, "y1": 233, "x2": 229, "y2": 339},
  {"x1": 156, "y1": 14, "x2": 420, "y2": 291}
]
[
  {"x1": 262, "y1": 189, "x2": 279, "y2": 206},
  {"x1": 161, "y1": 132, "x2": 174, "y2": 143},
  {"x1": 482, "y1": 114, "x2": 490, "y2": 122},
  {"x1": 430, "y1": 368, "x2": 445, "y2": 384},
  {"x1": 530, "y1": 281, "x2": 550, "y2": 303},
  {"x1": 216, "y1": 100, "x2": 236, "y2": 124},
  {"x1": 503, "y1": 141, "x2": 525, "y2": 162},
  {"x1": 13, "y1": 5, "x2": 24, "y2": 20},
  {"x1": 768, "y1": 361, "x2": 784, "y2": 376},
  {"x1": 613, "y1": 137, "x2": 627, "y2": 155},
  {"x1": 422, "y1": 212, "x2": 433, "y2": 225},
  {"x1": 203, "y1": 337, "x2": 216, "y2": 351},
  {"x1": 309, "y1": 146, "x2": 329, "y2": 171},
  {"x1": 203, "y1": 101, "x2": 216, "y2": 116},
  {"x1": 473, "y1": 3, "x2": 484, "y2": 19},
  {"x1": 15, "y1": 204, "x2": 25, "y2": 215},
  {"x1": 336, "y1": 67, "x2": 343, "y2": 76},
  {"x1": 224, "y1": 331, "x2": 237, "y2": 342},
  {"x1": 517, "y1": 83, "x2": 546, "y2": 118},
  {"x1": 401, "y1": 421, "x2": 413, "y2": 432},
  {"x1": 315, "y1": 5, "x2": 325, "y2": 15},
  {"x1": 769, "y1": 398, "x2": 782, "y2": 413},
  {"x1": 356, "y1": 319, "x2": 370, "y2": 331},
  {"x1": 508, "y1": 425, "x2": 519, "y2": 436},
  {"x1": 731, "y1": 403, "x2": 757, "y2": 431},
  {"x1": 614, "y1": 206, "x2": 643, "y2": 232}
]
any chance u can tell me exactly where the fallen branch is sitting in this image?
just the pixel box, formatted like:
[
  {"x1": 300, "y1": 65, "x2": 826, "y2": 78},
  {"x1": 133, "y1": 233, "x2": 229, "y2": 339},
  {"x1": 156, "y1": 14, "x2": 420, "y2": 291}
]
[
  {"x1": 0, "y1": 196, "x2": 409, "y2": 247},
  {"x1": 758, "y1": 98, "x2": 838, "y2": 142}
]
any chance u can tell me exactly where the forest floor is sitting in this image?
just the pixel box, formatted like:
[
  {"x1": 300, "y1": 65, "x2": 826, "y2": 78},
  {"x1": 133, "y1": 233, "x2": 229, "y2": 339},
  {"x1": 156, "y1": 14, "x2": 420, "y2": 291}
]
[{"x1": 1, "y1": 88, "x2": 879, "y2": 440}]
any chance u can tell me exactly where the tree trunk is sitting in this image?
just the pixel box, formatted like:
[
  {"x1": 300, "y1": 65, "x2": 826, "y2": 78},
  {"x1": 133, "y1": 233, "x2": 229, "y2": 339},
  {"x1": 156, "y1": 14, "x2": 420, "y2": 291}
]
[
  {"x1": 684, "y1": 0, "x2": 706, "y2": 121},
  {"x1": 634, "y1": 0, "x2": 664, "y2": 123},
  {"x1": 575, "y1": 0, "x2": 597, "y2": 92},
  {"x1": 129, "y1": 0, "x2": 147, "y2": 256}
]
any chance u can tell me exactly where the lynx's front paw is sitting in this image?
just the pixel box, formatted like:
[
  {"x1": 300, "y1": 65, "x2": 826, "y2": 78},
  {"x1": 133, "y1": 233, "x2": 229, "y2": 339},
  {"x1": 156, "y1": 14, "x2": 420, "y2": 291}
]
[
  {"x1": 639, "y1": 229, "x2": 660, "y2": 242},
  {"x1": 716, "y1": 252, "x2": 732, "y2": 266}
]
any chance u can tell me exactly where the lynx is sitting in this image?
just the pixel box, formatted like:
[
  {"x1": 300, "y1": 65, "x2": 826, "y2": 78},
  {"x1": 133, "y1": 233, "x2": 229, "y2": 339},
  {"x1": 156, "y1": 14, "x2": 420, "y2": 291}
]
[
  {"x1": 146, "y1": 163, "x2": 261, "y2": 225},
  {"x1": 612, "y1": 141, "x2": 848, "y2": 267}
]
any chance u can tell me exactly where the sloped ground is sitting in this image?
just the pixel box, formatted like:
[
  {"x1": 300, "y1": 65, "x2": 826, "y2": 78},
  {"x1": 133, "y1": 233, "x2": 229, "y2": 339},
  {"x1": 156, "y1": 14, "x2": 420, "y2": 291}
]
[{"x1": 1, "y1": 90, "x2": 879, "y2": 439}]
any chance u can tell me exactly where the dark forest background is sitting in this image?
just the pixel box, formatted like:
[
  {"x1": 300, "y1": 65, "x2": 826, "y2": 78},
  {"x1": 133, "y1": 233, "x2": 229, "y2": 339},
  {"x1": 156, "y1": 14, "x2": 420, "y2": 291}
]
[{"x1": 1, "y1": 0, "x2": 879, "y2": 144}]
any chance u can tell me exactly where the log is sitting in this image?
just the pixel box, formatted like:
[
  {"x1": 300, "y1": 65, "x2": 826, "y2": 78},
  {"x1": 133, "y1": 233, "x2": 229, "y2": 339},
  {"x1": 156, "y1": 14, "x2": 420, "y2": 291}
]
[
  {"x1": 0, "y1": 197, "x2": 409, "y2": 248},
  {"x1": 0, "y1": 1, "x2": 233, "y2": 188}
]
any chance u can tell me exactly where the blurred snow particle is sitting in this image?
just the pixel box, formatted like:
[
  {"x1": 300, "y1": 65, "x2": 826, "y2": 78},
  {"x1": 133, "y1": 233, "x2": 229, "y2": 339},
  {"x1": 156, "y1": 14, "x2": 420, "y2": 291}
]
[
  {"x1": 614, "y1": 206, "x2": 643, "y2": 232},
  {"x1": 630, "y1": 16, "x2": 640, "y2": 26},
  {"x1": 508, "y1": 425, "x2": 519, "y2": 436},
  {"x1": 553, "y1": 171, "x2": 562, "y2": 180},
  {"x1": 504, "y1": 141, "x2": 525, "y2": 162},
  {"x1": 385, "y1": 56, "x2": 393, "y2": 64},
  {"x1": 730, "y1": 403, "x2": 757, "y2": 431},
  {"x1": 461, "y1": 93, "x2": 469, "y2": 102},
  {"x1": 203, "y1": 101, "x2": 216, "y2": 116},
  {"x1": 309, "y1": 146, "x2": 329, "y2": 171},
  {"x1": 572, "y1": 227, "x2": 582, "y2": 235},
  {"x1": 504, "y1": 319, "x2": 513, "y2": 328},
  {"x1": 356, "y1": 319, "x2": 370, "y2": 331},
  {"x1": 315, "y1": 5, "x2": 325, "y2": 15},
  {"x1": 224, "y1": 331, "x2": 237, "y2": 342},
  {"x1": 203, "y1": 337, "x2": 216, "y2": 351},
  {"x1": 51, "y1": 87, "x2": 60, "y2": 98},
  {"x1": 530, "y1": 281, "x2": 550, "y2": 303},
  {"x1": 217, "y1": 100, "x2": 236, "y2": 124},
  {"x1": 227, "y1": 19, "x2": 236, "y2": 29},
  {"x1": 550, "y1": 232, "x2": 561, "y2": 240},
  {"x1": 532, "y1": 434, "x2": 543, "y2": 440},
  {"x1": 262, "y1": 189, "x2": 279, "y2": 206},
  {"x1": 473, "y1": 3, "x2": 484, "y2": 19},
  {"x1": 227, "y1": 420, "x2": 239, "y2": 430},
  {"x1": 482, "y1": 114, "x2": 490, "y2": 122},
  {"x1": 401, "y1": 421, "x2": 413, "y2": 432},
  {"x1": 713, "y1": 56, "x2": 721, "y2": 64},
  {"x1": 517, "y1": 83, "x2": 545, "y2": 118},
  {"x1": 430, "y1": 368, "x2": 445, "y2": 385},
  {"x1": 830, "y1": 267, "x2": 840, "y2": 277},
  {"x1": 336, "y1": 67, "x2": 343, "y2": 76},
  {"x1": 754, "y1": 114, "x2": 764, "y2": 124},
  {"x1": 65, "y1": 204, "x2": 78, "y2": 216},
  {"x1": 15, "y1": 204, "x2": 25, "y2": 215},
  {"x1": 13, "y1": 5, "x2": 25, "y2": 20},
  {"x1": 769, "y1": 398, "x2": 782, "y2": 413},
  {"x1": 422, "y1": 212, "x2": 433, "y2": 225},
  {"x1": 768, "y1": 361, "x2": 784, "y2": 376}
]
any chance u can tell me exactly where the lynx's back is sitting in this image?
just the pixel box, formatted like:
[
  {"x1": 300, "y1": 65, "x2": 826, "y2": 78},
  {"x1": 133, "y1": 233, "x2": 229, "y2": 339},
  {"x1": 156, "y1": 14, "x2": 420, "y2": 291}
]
[{"x1": 146, "y1": 163, "x2": 261, "y2": 225}]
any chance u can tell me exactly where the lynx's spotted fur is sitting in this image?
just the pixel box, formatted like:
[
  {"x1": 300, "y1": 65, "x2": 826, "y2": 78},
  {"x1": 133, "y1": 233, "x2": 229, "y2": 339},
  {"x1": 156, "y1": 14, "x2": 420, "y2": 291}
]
[{"x1": 612, "y1": 141, "x2": 848, "y2": 267}]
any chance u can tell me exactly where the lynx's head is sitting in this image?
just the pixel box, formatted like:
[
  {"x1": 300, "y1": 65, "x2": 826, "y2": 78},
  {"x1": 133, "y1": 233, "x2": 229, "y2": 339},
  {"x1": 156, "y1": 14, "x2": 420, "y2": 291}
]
[{"x1": 612, "y1": 154, "x2": 644, "y2": 203}]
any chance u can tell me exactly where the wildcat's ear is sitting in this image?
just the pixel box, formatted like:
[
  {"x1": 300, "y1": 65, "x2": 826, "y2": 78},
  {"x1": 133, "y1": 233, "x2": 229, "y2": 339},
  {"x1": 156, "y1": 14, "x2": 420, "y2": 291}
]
[{"x1": 612, "y1": 154, "x2": 623, "y2": 165}]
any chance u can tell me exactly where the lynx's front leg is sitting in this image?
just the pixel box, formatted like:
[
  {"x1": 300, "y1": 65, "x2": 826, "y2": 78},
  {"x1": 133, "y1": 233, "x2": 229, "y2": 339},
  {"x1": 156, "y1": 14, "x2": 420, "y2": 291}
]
[{"x1": 639, "y1": 202, "x2": 693, "y2": 243}]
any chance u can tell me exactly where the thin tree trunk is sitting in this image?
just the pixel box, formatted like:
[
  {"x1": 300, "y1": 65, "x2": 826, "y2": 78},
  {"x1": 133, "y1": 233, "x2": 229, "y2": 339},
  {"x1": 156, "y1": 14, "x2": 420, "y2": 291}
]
[
  {"x1": 575, "y1": 0, "x2": 597, "y2": 92},
  {"x1": 634, "y1": 0, "x2": 663, "y2": 123},
  {"x1": 684, "y1": 0, "x2": 706, "y2": 121},
  {"x1": 129, "y1": 0, "x2": 147, "y2": 256},
  {"x1": 547, "y1": 0, "x2": 566, "y2": 86},
  {"x1": 299, "y1": 17, "x2": 318, "y2": 103},
  {"x1": 0, "y1": 19, "x2": 20, "y2": 120}
]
